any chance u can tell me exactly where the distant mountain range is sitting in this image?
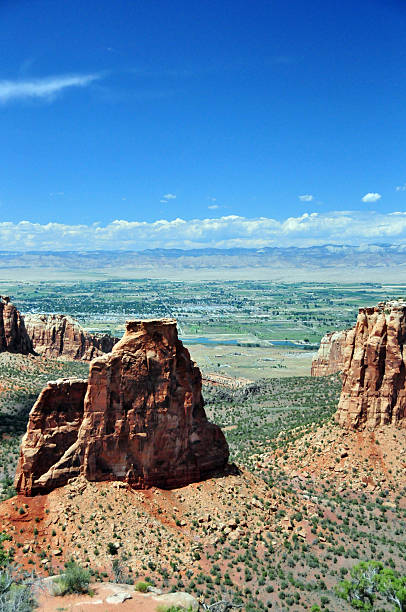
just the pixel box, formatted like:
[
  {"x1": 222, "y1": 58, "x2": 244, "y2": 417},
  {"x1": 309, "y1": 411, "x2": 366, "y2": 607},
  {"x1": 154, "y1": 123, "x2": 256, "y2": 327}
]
[
  {"x1": 0, "y1": 244, "x2": 405, "y2": 267},
  {"x1": 1, "y1": 245, "x2": 406, "y2": 281}
]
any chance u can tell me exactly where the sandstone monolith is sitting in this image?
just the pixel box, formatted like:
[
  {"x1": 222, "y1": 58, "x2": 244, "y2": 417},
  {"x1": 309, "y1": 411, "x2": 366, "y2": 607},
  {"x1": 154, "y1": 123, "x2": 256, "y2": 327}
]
[
  {"x1": 0, "y1": 296, "x2": 33, "y2": 355},
  {"x1": 15, "y1": 319, "x2": 229, "y2": 495}
]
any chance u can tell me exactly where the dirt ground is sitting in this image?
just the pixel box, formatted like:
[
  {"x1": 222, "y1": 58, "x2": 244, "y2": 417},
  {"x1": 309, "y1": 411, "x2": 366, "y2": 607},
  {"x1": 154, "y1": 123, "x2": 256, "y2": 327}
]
[
  {"x1": 0, "y1": 467, "x2": 274, "y2": 577},
  {"x1": 262, "y1": 421, "x2": 406, "y2": 494},
  {"x1": 36, "y1": 581, "x2": 182, "y2": 611}
]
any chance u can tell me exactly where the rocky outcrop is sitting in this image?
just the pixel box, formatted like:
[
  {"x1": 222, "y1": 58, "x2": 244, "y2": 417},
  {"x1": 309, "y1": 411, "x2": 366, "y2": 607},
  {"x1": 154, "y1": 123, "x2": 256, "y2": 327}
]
[
  {"x1": 24, "y1": 313, "x2": 118, "y2": 361},
  {"x1": 311, "y1": 329, "x2": 350, "y2": 376},
  {"x1": 14, "y1": 379, "x2": 88, "y2": 495},
  {"x1": 0, "y1": 296, "x2": 34, "y2": 355},
  {"x1": 335, "y1": 301, "x2": 406, "y2": 430},
  {"x1": 15, "y1": 318, "x2": 229, "y2": 495}
]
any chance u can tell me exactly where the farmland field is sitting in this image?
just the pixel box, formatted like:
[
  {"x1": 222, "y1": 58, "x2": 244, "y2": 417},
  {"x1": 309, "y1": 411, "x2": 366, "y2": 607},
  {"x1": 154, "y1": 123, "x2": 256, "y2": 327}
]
[{"x1": 0, "y1": 279, "x2": 404, "y2": 379}]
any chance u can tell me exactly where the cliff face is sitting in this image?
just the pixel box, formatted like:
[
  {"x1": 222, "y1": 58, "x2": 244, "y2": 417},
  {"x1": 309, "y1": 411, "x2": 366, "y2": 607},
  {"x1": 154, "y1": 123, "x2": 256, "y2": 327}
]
[
  {"x1": 335, "y1": 301, "x2": 406, "y2": 430},
  {"x1": 14, "y1": 379, "x2": 88, "y2": 495},
  {"x1": 24, "y1": 313, "x2": 118, "y2": 361},
  {"x1": 311, "y1": 329, "x2": 350, "y2": 376},
  {"x1": 0, "y1": 296, "x2": 34, "y2": 355},
  {"x1": 15, "y1": 318, "x2": 229, "y2": 495}
]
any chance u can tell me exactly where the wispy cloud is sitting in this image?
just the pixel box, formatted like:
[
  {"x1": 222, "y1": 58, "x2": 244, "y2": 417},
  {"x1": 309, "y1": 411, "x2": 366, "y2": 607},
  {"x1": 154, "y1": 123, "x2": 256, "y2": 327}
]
[
  {"x1": 208, "y1": 204, "x2": 219, "y2": 210},
  {"x1": 396, "y1": 184, "x2": 406, "y2": 192},
  {"x1": 160, "y1": 193, "x2": 176, "y2": 204},
  {"x1": 362, "y1": 192, "x2": 381, "y2": 203},
  {"x1": 0, "y1": 73, "x2": 101, "y2": 103},
  {"x1": 2, "y1": 211, "x2": 406, "y2": 251},
  {"x1": 298, "y1": 194, "x2": 314, "y2": 202}
]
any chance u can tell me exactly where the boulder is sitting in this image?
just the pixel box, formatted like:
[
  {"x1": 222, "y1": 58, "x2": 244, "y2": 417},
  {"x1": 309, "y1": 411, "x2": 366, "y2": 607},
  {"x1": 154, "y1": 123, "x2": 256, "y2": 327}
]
[
  {"x1": 154, "y1": 591, "x2": 199, "y2": 610},
  {"x1": 106, "y1": 591, "x2": 132, "y2": 604},
  {"x1": 15, "y1": 318, "x2": 229, "y2": 495}
]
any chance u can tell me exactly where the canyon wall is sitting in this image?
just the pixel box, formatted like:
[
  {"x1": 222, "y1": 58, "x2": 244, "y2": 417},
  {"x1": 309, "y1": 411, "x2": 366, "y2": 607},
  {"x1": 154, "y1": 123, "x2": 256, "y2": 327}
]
[
  {"x1": 335, "y1": 301, "x2": 406, "y2": 430},
  {"x1": 311, "y1": 329, "x2": 350, "y2": 376},
  {"x1": 25, "y1": 313, "x2": 118, "y2": 361}
]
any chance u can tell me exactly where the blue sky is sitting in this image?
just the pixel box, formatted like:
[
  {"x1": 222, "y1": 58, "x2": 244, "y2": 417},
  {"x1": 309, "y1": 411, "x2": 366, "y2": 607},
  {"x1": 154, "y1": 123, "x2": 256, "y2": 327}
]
[{"x1": 1, "y1": 0, "x2": 406, "y2": 249}]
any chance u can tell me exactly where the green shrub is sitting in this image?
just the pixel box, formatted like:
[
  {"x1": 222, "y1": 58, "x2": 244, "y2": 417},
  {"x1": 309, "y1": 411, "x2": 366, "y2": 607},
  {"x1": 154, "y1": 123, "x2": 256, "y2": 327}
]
[
  {"x1": 107, "y1": 542, "x2": 118, "y2": 555},
  {"x1": 0, "y1": 477, "x2": 16, "y2": 501},
  {"x1": 336, "y1": 560, "x2": 406, "y2": 611},
  {"x1": 134, "y1": 581, "x2": 151, "y2": 593},
  {"x1": 0, "y1": 567, "x2": 36, "y2": 611},
  {"x1": 53, "y1": 561, "x2": 91, "y2": 596},
  {"x1": 0, "y1": 533, "x2": 12, "y2": 568},
  {"x1": 156, "y1": 607, "x2": 193, "y2": 612}
]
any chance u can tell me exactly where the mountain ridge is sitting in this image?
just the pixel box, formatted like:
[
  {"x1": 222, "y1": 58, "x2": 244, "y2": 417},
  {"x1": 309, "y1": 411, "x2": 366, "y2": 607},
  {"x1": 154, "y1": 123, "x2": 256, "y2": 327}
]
[{"x1": 1, "y1": 245, "x2": 406, "y2": 282}]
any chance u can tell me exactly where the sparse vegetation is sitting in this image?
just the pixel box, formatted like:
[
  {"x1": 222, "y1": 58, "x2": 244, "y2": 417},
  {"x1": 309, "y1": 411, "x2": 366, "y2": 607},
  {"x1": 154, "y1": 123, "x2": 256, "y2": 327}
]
[
  {"x1": 0, "y1": 567, "x2": 36, "y2": 612},
  {"x1": 156, "y1": 607, "x2": 193, "y2": 612},
  {"x1": 53, "y1": 560, "x2": 91, "y2": 596},
  {"x1": 0, "y1": 281, "x2": 404, "y2": 610}
]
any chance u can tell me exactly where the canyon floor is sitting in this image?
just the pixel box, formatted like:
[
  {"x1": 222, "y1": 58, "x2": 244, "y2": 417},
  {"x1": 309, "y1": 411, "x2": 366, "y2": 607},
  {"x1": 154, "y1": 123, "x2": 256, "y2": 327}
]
[{"x1": 0, "y1": 354, "x2": 404, "y2": 611}]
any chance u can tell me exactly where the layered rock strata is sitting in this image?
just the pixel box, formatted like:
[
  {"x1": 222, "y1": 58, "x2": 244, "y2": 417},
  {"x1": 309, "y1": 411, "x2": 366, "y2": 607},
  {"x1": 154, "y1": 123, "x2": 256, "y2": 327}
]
[
  {"x1": 336, "y1": 301, "x2": 406, "y2": 430},
  {"x1": 15, "y1": 318, "x2": 229, "y2": 495},
  {"x1": 0, "y1": 296, "x2": 34, "y2": 355},
  {"x1": 311, "y1": 329, "x2": 350, "y2": 376},
  {"x1": 24, "y1": 313, "x2": 118, "y2": 361}
]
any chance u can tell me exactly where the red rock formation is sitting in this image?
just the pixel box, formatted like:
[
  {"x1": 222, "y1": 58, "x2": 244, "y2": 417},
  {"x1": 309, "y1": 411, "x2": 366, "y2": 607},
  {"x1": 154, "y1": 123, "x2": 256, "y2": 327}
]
[
  {"x1": 14, "y1": 379, "x2": 87, "y2": 495},
  {"x1": 0, "y1": 296, "x2": 34, "y2": 355},
  {"x1": 15, "y1": 319, "x2": 229, "y2": 495},
  {"x1": 311, "y1": 329, "x2": 350, "y2": 376},
  {"x1": 24, "y1": 313, "x2": 118, "y2": 361},
  {"x1": 336, "y1": 301, "x2": 406, "y2": 430}
]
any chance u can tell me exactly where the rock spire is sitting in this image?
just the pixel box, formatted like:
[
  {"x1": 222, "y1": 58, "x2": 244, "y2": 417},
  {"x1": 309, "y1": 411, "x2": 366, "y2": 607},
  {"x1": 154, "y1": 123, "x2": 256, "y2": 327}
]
[
  {"x1": 15, "y1": 318, "x2": 229, "y2": 495},
  {"x1": 336, "y1": 301, "x2": 406, "y2": 430}
]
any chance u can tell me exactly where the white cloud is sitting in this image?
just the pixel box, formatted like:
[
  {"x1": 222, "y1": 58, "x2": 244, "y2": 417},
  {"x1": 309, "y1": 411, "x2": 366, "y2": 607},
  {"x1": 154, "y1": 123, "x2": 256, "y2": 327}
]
[
  {"x1": 2, "y1": 211, "x2": 406, "y2": 250},
  {"x1": 298, "y1": 195, "x2": 314, "y2": 202},
  {"x1": 208, "y1": 204, "x2": 219, "y2": 210},
  {"x1": 0, "y1": 73, "x2": 101, "y2": 103},
  {"x1": 362, "y1": 192, "x2": 381, "y2": 203},
  {"x1": 396, "y1": 184, "x2": 406, "y2": 192},
  {"x1": 162, "y1": 193, "x2": 176, "y2": 200}
]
